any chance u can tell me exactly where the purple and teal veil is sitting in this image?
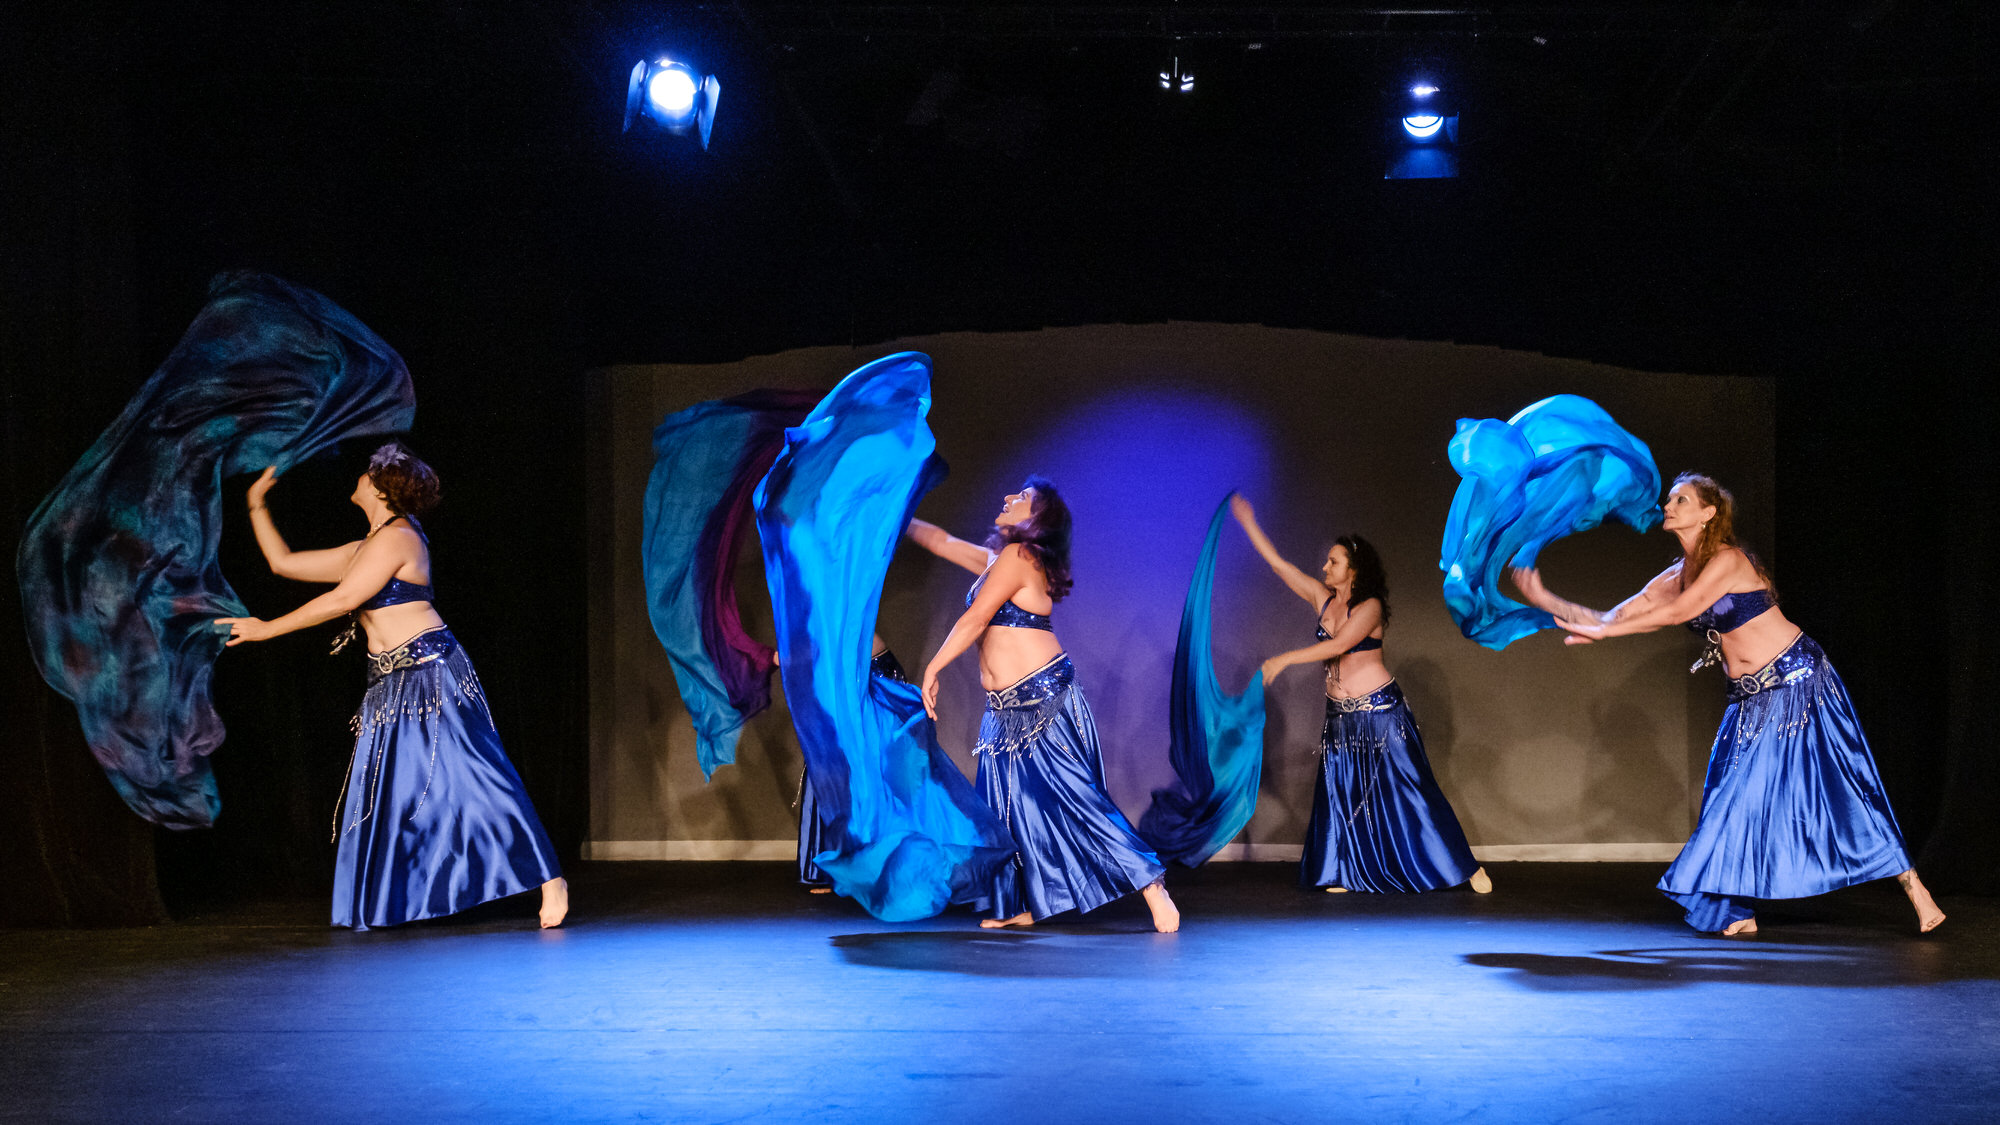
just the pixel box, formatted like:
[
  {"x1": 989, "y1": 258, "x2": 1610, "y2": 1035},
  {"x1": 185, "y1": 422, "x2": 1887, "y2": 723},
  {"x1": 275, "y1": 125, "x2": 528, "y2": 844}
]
[
  {"x1": 753, "y1": 352, "x2": 1013, "y2": 921},
  {"x1": 641, "y1": 390, "x2": 818, "y2": 777},
  {"x1": 17, "y1": 271, "x2": 416, "y2": 828},
  {"x1": 1439, "y1": 394, "x2": 1662, "y2": 650},
  {"x1": 1139, "y1": 495, "x2": 1268, "y2": 866}
]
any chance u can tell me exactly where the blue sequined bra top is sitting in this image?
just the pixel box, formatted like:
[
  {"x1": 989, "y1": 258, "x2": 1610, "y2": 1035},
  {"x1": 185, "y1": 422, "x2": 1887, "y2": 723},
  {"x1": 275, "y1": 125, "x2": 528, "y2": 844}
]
[
  {"x1": 967, "y1": 570, "x2": 1054, "y2": 631},
  {"x1": 1317, "y1": 597, "x2": 1382, "y2": 654},
  {"x1": 357, "y1": 516, "x2": 433, "y2": 610},
  {"x1": 359, "y1": 577, "x2": 434, "y2": 611},
  {"x1": 1687, "y1": 588, "x2": 1773, "y2": 635}
]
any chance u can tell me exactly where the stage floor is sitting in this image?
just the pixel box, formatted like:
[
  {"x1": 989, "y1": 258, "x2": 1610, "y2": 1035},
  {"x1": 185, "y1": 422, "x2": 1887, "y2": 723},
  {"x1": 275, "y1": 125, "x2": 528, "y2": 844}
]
[{"x1": 2, "y1": 862, "x2": 1994, "y2": 1124}]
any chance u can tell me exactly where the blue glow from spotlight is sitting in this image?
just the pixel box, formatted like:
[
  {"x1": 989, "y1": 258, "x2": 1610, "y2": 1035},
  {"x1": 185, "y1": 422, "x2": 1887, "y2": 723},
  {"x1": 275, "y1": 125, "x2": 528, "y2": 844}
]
[
  {"x1": 1402, "y1": 114, "x2": 1443, "y2": 139},
  {"x1": 1411, "y1": 84, "x2": 1439, "y2": 97},
  {"x1": 648, "y1": 66, "x2": 699, "y2": 120}
]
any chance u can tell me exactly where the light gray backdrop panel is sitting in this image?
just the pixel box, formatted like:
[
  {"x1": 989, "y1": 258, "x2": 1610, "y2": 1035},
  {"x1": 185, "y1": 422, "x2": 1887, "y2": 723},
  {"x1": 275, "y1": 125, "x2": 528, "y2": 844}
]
[{"x1": 585, "y1": 324, "x2": 1773, "y2": 860}]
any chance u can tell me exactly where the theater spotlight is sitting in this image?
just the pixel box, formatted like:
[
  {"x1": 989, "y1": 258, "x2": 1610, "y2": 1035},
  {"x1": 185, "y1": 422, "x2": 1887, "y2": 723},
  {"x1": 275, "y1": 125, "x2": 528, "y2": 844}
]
[
  {"x1": 1158, "y1": 56, "x2": 1194, "y2": 94},
  {"x1": 623, "y1": 57, "x2": 721, "y2": 149},
  {"x1": 1386, "y1": 81, "x2": 1459, "y2": 180}
]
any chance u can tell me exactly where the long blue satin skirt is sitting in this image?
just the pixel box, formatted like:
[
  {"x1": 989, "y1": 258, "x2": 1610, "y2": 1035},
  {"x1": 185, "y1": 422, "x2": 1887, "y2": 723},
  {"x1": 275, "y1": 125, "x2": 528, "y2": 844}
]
[
  {"x1": 1660, "y1": 634, "x2": 1910, "y2": 932},
  {"x1": 332, "y1": 627, "x2": 562, "y2": 930},
  {"x1": 1300, "y1": 681, "x2": 1480, "y2": 893},
  {"x1": 966, "y1": 654, "x2": 1166, "y2": 921}
]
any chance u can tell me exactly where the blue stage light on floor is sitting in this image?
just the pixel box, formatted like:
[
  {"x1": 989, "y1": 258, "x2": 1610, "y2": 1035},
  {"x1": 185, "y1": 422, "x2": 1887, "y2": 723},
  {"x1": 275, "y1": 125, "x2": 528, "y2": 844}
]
[{"x1": 624, "y1": 57, "x2": 721, "y2": 149}]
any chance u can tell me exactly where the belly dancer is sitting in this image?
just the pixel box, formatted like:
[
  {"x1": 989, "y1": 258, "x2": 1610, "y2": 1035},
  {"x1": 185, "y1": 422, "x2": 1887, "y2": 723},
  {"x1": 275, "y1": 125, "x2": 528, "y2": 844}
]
[
  {"x1": 1232, "y1": 497, "x2": 1491, "y2": 895},
  {"x1": 217, "y1": 443, "x2": 567, "y2": 930},
  {"x1": 1512, "y1": 472, "x2": 1943, "y2": 934},
  {"x1": 909, "y1": 477, "x2": 1179, "y2": 932}
]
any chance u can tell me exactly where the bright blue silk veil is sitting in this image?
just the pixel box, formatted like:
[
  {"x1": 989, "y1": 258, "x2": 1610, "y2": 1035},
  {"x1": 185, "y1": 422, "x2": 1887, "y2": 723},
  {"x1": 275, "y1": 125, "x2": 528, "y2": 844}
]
[
  {"x1": 1439, "y1": 394, "x2": 1662, "y2": 650},
  {"x1": 1139, "y1": 496, "x2": 1268, "y2": 866},
  {"x1": 17, "y1": 272, "x2": 416, "y2": 827},
  {"x1": 753, "y1": 352, "x2": 1013, "y2": 921}
]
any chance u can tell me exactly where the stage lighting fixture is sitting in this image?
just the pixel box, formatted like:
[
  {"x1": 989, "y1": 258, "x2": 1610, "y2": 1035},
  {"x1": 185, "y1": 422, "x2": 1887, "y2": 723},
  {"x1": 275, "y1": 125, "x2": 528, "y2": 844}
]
[
  {"x1": 1386, "y1": 80, "x2": 1459, "y2": 180},
  {"x1": 1159, "y1": 56, "x2": 1194, "y2": 93},
  {"x1": 623, "y1": 57, "x2": 721, "y2": 149},
  {"x1": 1401, "y1": 114, "x2": 1444, "y2": 139}
]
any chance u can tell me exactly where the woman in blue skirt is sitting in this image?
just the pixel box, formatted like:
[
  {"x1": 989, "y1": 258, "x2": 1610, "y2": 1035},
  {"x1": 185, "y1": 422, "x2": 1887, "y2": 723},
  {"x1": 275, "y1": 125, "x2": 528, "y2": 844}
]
[
  {"x1": 1513, "y1": 472, "x2": 1944, "y2": 935},
  {"x1": 909, "y1": 477, "x2": 1179, "y2": 932},
  {"x1": 217, "y1": 443, "x2": 567, "y2": 930},
  {"x1": 1231, "y1": 496, "x2": 1492, "y2": 895}
]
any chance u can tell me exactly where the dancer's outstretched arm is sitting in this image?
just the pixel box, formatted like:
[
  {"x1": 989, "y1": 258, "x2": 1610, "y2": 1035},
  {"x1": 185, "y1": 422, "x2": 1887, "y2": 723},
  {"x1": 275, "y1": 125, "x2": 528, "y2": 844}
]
[
  {"x1": 1260, "y1": 598, "x2": 1382, "y2": 684},
  {"x1": 216, "y1": 527, "x2": 417, "y2": 644},
  {"x1": 1513, "y1": 550, "x2": 1754, "y2": 643},
  {"x1": 1229, "y1": 495, "x2": 1324, "y2": 606},
  {"x1": 919, "y1": 543, "x2": 1031, "y2": 717},
  {"x1": 905, "y1": 517, "x2": 994, "y2": 575},
  {"x1": 244, "y1": 468, "x2": 361, "y2": 582}
]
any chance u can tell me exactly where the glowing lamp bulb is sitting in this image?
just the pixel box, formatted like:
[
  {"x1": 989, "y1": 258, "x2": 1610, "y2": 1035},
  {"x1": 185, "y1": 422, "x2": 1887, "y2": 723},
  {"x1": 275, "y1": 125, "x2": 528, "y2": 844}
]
[
  {"x1": 1402, "y1": 114, "x2": 1443, "y2": 139},
  {"x1": 648, "y1": 67, "x2": 698, "y2": 117}
]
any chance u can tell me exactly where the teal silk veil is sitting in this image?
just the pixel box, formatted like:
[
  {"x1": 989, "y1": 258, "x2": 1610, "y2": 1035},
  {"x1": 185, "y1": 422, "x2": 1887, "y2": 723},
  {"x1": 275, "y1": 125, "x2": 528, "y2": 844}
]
[
  {"x1": 18, "y1": 272, "x2": 415, "y2": 827},
  {"x1": 1439, "y1": 394, "x2": 1661, "y2": 650},
  {"x1": 642, "y1": 390, "x2": 816, "y2": 778},
  {"x1": 1140, "y1": 496, "x2": 1268, "y2": 866}
]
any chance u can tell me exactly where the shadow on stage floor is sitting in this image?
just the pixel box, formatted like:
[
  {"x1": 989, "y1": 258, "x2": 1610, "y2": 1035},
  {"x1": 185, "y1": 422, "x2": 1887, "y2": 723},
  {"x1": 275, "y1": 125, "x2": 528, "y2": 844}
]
[{"x1": 3, "y1": 861, "x2": 1995, "y2": 1123}]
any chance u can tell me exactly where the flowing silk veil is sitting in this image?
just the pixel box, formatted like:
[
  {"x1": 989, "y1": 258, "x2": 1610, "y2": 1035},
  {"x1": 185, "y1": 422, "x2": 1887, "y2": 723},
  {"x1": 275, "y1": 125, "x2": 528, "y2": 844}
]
[
  {"x1": 1439, "y1": 394, "x2": 1661, "y2": 650},
  {"x1": 18, "y1": 272, "x2": 416, "y2": 827},
  {"x1": 1139, "y1": 496, "x2": 1268, "y2": 866},
  {"x1": 753, "y1": 352, "x2": 1013, "y2": 920},
  {"x1": 642, "y1": 390, "x2": 818, "y2": 777}
]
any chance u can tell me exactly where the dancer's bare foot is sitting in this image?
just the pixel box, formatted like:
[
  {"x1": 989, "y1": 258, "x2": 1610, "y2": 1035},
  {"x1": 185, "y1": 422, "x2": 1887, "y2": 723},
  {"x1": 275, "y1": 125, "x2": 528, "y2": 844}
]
[
  {"x1": 979, "y1": 912, "x2": 1034, "y2": 929},
  {"x1": 1722, "y1": 916, "x2": 1758, "y2": 936},
  {"x1": 1899, "y1": 869, "x2": 1946, "y2": 933},
  {"x1": 1323, "y1": 886, "x2": 1349, "y2": 894},
  {"x1": 1468, "y1": 867, "x2": 1493, "y2": 894},
  {"x1": 808, "y1": 886, "x2": 833, "y2": 894},
  {"x1": 539, "y1": 877, "x2": 569, "y2": 929},
  {"x1": 1141, "y1": 880, "x2": 1180, "y2": 933}
]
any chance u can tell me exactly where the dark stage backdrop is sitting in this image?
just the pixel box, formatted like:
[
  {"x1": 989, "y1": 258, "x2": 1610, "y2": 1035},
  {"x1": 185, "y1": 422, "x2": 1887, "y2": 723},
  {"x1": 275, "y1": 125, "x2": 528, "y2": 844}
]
[{"x1": 588, "y1": 326, "x2": 1774, "y2": 861}]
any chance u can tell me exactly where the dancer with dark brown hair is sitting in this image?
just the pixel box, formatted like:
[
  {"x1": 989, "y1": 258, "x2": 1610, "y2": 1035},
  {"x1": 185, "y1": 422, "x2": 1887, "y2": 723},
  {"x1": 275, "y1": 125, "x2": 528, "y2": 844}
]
[
  {"x1": 1512, "y1": 472, "x2": 1942, "y2": 935},
  {"x1": 910, "y1": 477, "x2": 1179, "y2": 932},
  {"x1": 1231, "y1": 496, "x2": 1490, "y2": 895},
  {"x1": 217, "y1": 442, "x2": 568, "y2": 930}
]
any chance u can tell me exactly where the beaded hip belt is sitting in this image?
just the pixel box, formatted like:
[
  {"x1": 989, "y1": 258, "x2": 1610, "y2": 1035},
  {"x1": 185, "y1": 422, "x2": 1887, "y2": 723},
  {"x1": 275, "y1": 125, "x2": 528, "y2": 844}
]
[
  {"x1": 1725, "y1": 632, "x2": 1818, "y2": 701},
  {"x1": 365, "y1": 627, "x2": 457, "y2": 682},
  {"x1": 977, "y1": 654, "x2": 1075, "y2": 756},
  {"x1": 1326, "y1": 680, "x2": 1403, "y2": 714}
]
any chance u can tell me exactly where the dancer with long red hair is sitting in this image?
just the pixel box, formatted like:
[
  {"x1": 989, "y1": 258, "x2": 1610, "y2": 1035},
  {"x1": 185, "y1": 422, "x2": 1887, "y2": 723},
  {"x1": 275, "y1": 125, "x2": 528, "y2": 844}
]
[{"x1": 1512, "y1": 472, "x2": 1942, "y2": 935}]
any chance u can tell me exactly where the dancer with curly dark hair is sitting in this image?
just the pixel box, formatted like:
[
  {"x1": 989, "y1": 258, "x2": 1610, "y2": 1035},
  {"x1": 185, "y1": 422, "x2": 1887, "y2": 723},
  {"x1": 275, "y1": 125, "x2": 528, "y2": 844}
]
[
  {"x1": 216, "y1": 442, "x2": 568, "y2": 930},
  {"x1": 909, "y1": 477, "x2": 1179, "y2": 932},
  {"x1": 1231, "y1": 495, "x2": 1489, "y2": 896}
]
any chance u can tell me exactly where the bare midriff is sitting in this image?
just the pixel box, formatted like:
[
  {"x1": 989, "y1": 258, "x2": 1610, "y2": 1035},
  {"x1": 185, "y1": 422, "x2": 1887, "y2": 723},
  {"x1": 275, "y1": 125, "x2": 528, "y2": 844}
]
[
  {"x1": 360, "y1": 601, "x2": 448, "y2": 654},
  {"x1": 1325, "y1": 641, "x2": 1392, "y2": 701},
  {"x1": 978, "y1": 623, "x2": 1067, "y2": 691},
  {"x1": 1710, "y1": 604, "x2": 1800, "y2": 678}
]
